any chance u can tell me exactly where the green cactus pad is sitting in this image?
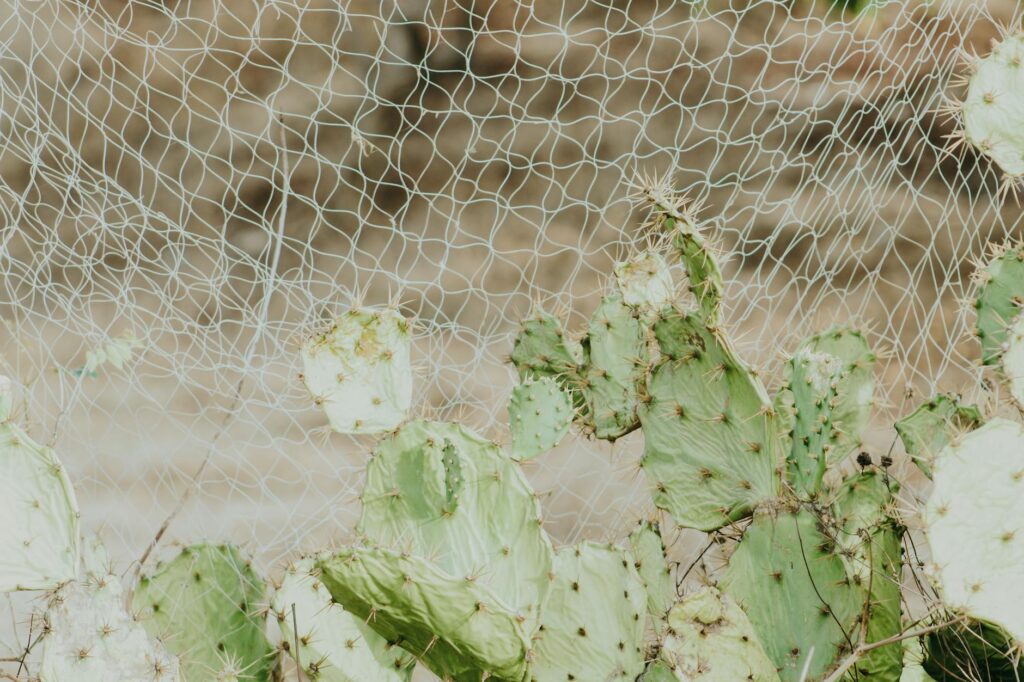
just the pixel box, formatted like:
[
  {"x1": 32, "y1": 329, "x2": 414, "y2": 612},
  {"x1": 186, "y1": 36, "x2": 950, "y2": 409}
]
[
  {"x1": 960, "y1": 32, "x2": 1024, "y2": 179},
  {"x1": 658, "y1": 586, "x2": 780, "y2": 682},
  {"x1": 832, "y1": 471, "x2": 904, "y2": 679},
  {"x1": 645, "y1": 196, "x2": 723, "y2": 324},
  {"x1": 318, "y1": 546, "x2": 531, "y2": 682},
  {"x1": 719, "y1": 509, "x2": 861, "y2": 681},
  {"x1": 0, "y1": 417, "x2": 80, "y2": 592},
  {"x1": 895, "y1": 394, "x2": 983, "y2": 478},
  {"x1": 510, "y1": 311, "x2": 584, "y2": 381},
  {"x1": 300, "y1": 307, "x2": 412, "y2": 434},
  {"x1": 271, "y1": 557, "x2": 414, "y2": 682},
  {"x1": 133, "y1": 544, "x2": 275, "y2": 682},
  {"x1": 41, "y1": 571, "x2": 180, "y2": 682},
  {"x1": 359, "y1": 420, "x2": 553, "y2": 630},
  {"x1": 923, "y1": 418, "x2": 1024, "y2": 644},
  {"x1": 614, "y1": 250, "x2": 675, "y2": 310},
  {"x1": 973, "y1": 243, "x2": 1024, "y2": 366},
  {"x1": 778, "y1": 345, "x2": 846, "y2": 497},
  {"x1": 923, "y1": 619, "x2": 1024, "y2": 680},
  {"x1": 529, "y1": 542, "x2": 646, "y2": 682},
  {"x1": 793, "y1": 327, "x2": 874, "y2": 469},
  {"x1": 628, "y1": 521, "x2": 674, "y2": 631},
  {"x1": 507, "y1": 377, "x2": 573, "y2": 460},
  {"x1": 638, "y1": 310, "x2": 780, "y2": 531},
  {"x1": 583, "y1": 296, "x2": 648, "y2": 440}
]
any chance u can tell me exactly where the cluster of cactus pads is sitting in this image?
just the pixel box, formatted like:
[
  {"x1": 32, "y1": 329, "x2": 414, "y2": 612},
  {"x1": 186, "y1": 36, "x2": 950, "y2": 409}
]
[{"x1": 6, "y1": 184, "x2": 1024, "y2": 682}]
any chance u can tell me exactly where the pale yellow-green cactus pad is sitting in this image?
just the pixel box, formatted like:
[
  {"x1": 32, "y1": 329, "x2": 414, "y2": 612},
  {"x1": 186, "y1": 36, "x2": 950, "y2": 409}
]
[
  {"x1": 41, "y1": 571, "x2": 180, "y2": 682},
  {"x1": 658, "y1": 587, "x2": 780, "y2": 682},
  {"x1": 614, "y1": 250, "x2": 674, "y2": 309},
  {"x1": 271, "y1": 557, "x2": 414, "y2": 682},
  {"x1": 359, "y1": 420, "x2": 553, "y2": 632},
  {"x1": 318, "y1": 546, "x2": 533, "y2": 682},
  {"x1": 300, "y1": 307, "x2": 412, "y2": 434},
  {"x1": 529, "y1": 542, "x2": 647, "y2": 682},
  {"x1": 924, "y1": 418, "x2": 1024, "y2": 643},
  {"x1": 961, "y1": 32, "x2": 1024, "y2": 178},
  {"x1": 0, "y1": 415, "x2": 80, "y2": 592}
]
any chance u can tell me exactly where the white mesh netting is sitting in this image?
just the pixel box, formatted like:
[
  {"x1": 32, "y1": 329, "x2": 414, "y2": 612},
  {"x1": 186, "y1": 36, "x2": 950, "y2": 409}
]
[{"x1": 0, "y1": 0, "x2": 1020, "y2": 675}]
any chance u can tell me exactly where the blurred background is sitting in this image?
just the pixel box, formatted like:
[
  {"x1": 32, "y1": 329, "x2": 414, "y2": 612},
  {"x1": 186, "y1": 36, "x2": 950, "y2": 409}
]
[{"x1": 0, "y1": 0, "x2": 1021, "y2": 673}]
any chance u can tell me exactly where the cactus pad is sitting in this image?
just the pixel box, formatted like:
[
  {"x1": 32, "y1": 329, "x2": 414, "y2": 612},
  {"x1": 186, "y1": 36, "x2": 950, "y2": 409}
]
[
  {"x1": 614, "y1": 250, "x2": 675, "y2": 310},
  {"x1": 359, "y1": 420, "x2": 553, "y2": 630},
  {"x1": 832, "y1": 471, "x2": 903, "y2": 679},
  {"x1": 923, "y1": 619, "x2": 1024, "y2": 680},
  {"x1": 507, "y1": 377, "x2": 573, "y2": 460},
  {"x1": 41, "y1": 571, "x2": 179, "y2": 682},
  {"x1": 658, "y1": 586, "x2": 780, "y2": 682},
  {"x1": 300, "y1": 307, "x2": 412, "y2": 434},
  {"x1": 318, "y1": 546, "x2": 532, "y2": 682},
  {"x1": 719, "y1": 509, "x2": 861, "y2": 681},
  {"x1": 510, "y1": 311, "x2": 584, "y2": 382},
  {"x1": 0, "y1": 416, "x2": 79, "y2": 592},
  {"x1": 778, "y1": 345, "x2": 846, "y2": 497},
  {"x1": 646, "y1": 198, "x2": 723, "y2": 324},
  {"x1": 793, "y1": 327, "x2": 874, "y2": 468},
  {"x1": 529, "y1": 542, "x2": 647, "y2": 681},
  {"x1": 973, "y1": 242, "x2": 1024, "y2": 366},
  {"x1": 271, "y1": 557, "x2": 413, "y2": 681},
  {"x1": 639, "y1": 310, "x2": 780, "y2": 530},
  {"x1": 583, "y1": 296, "x2": 648, "y2": 440},
  {"x1": 923, "y1": 418, "x2": 1024, "y2": 643},
  {"x1": 895, "y1": 395, "x2": 982, "y2": 478},
  {"x1": 134, "y1": 544, "x2": 274, "y2": 682},
  {"x1": 628, "y1": 521, "x2": 674, "y2": 631},
  {"x1": 960, "y1": 32, "x2": 1024, "y2": 179}
]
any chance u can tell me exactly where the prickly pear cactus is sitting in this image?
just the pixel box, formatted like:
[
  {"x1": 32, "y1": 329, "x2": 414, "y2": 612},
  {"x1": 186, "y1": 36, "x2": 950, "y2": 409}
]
[
  {"x1": 831, "y1": 471, "x2": 903, "y2": 679},
  {"x1": 41, "y1": 570, "x2": 180, "y2": 682},
  {"x1": 133, "y1": 544, "x2": 275, "y2": 682},
  {"x1": 508, "y1": 376, "x2": 573, "y2": 460},
  {"x1": 582, "y1": 296, "x2": 648, "y2": 440},
  {"x1": 271, "y1": 557, "x2": 414, "y2": 682},
  {"x1": 719, "y1": 509, "x2": 862, "y2": 681},
  {"x1": 778, "y1": 328, "x2": 874, "y2": 496},
  {"x1": 300, "y1": 307, "x2": 412, "y2": 434},
  {"x1": 922, "y1": 618, "x2": 1024, "y2": 680},
  {"x1": 959, "y1": 31, "x2": 1024, "y2": 180},
  {"x1": 777, "y1": 345, "x2": 845, "y2": 497},
  {"x1": 639, "y1": 309, "x2": 780, "y2": 530},
  {"x1": 510, "y1": 311, "x2": 584, "y2": 385},
  {"x1": 318, "y1": 546, "x2": 533, "y2": 682},
  {"x1": 0, "y1": 385, "x2": 80, "y2": 591},
  {"x1": 614, "y1": 250, "x2": 675, "y2": 310},
  {"x1": 641, "y1": 188, "x2": 723, "y2": 324},
  {"x1": 923, "y1": 418, "x2": 1024, "y2": 644},
  {"x1": 359, "y1": 420, "x2": 553, "y2": 631},
  {"x1": 972, "y1": 241, "x2": 1024, "y2": 366},
  {"x1": 628, "y1": 521, "x2": 674, "y2": 632},
  {"x1": 658, "y1": 587, "x2": 780, "y2": 682},
  {"x1": 895, "y1": 394, "x2": 982, "y2": 477},
  {"x1": 529, "y1": 542, "x2": 647, "y2": 682}
]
